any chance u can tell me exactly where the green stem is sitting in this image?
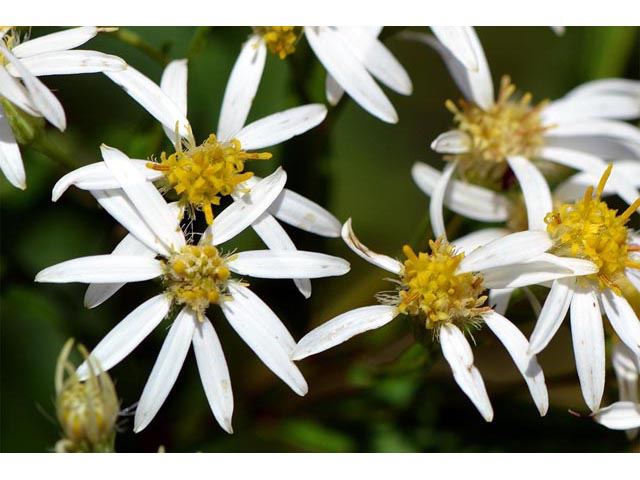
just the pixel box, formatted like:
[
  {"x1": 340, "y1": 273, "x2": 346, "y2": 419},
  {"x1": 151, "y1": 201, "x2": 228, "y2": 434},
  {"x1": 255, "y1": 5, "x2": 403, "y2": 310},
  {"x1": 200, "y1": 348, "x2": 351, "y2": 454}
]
[{"x1": 108, "y1": 28, "x2": 170, "y2": 66}]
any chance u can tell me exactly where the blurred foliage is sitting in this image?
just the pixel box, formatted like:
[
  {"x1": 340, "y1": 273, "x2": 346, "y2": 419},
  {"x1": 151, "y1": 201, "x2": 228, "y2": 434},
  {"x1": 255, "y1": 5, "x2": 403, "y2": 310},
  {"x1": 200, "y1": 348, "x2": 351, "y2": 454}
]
[{"x1": 1, "y1": 26, "x2": 639, "y2": 452}]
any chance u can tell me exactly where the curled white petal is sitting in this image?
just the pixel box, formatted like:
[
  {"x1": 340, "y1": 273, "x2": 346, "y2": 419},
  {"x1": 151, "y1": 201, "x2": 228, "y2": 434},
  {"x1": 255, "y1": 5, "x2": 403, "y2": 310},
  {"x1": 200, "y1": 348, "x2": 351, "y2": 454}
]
[
  {"x1": 506, "y1": 156, "x2": 552, "y2": 231},
  {"x1": 593, "y1": 402, "x2": 640, "y2": 430},
  {"x1": 341, "y1": 218, "x2": 402, "y2": 274},
  {"x1": 430, "y1": 160, "x2": 458, "y2": 240}
]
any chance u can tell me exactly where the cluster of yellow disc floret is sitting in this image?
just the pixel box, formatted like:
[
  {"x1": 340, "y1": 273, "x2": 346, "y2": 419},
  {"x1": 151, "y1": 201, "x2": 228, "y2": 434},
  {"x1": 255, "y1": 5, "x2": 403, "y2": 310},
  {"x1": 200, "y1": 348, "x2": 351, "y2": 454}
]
[
  {"x1": 147, "y1": 134, "x2": 271, "y2": 225},
  {"x1": 255, "y1": 26, "x2": 300, "y2": 59},
  {"x1": 545, "y1": 164, "x2": 640, "y2": 294},
  {"x1": 397, "y1": 238, "x2": 489, "y2": 330},
  {"x1": 163, "y1": 244, "x2": 232, "y2": 320},
  {"x1": 446, "y1": 75, "x2": 551, "y2": 185}
]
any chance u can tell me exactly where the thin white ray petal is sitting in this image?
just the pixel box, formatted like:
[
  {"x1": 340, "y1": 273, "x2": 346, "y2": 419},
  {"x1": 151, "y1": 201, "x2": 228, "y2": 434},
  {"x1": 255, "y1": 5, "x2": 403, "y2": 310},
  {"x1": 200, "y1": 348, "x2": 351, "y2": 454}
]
[
  {"x1": 235, "y1": 104, "x2": 327, "y2": 150},
  {"x1": 84, "y1": 233, "x2": 157, "y2": 309},
  {"x1": 430, "y1": 130, "x2": 471, "y2": 154},
  {"x1": 593, "y1": 402, "x2": 640, "y2": 430},
  {"x1": 570, "y1": 286, "x2": 605, "y2": 412},
  {"x1": 413, "y1": 162, "x2": 510, "y2": 222},
  {"x1": 488, "y1": 288, "x2": 514, "y2": 316},
  {"x1": 522, "y1": 287, "x2": 543, "y2": 317},
  {"x1": 566, "y1": 78, "x2": 640, "y2": 99},
  {"x1": 0, "y1": 107, "x2": 26, "y2": 190},
  {"x1": 440, "y1": 324, "x2": 494, "y2": 422},
  {"x1": 249, "y1": 212, "x2": 312, "y2": 298},
  {"x1": 0, "y1": 65, "x2": 40, "y2": 116},
  {"x1": 612, "y1": 343, "x2": 640, "y2": 405},
  {"x1": 12, "y1": 26, "x2": 103, "y2": 57},
  {"x1": 268, "y1": 186, "x2": 341, "y2": 237},
  {"x1": 506, "y1": 156, "x2": 552, "y2": 231},
  {"x1": 221, "y1": 284, "x2": 307, "y2": 395},
  {"x1": 76, "y1": 294, "x2": 171, "y2": 380},
  {"x1": 336, "y1": 27, "x2": 412, "y2": 95},
  {"x1": 104, "y1": 65, "x2": 190, "y2": 138},
  {"x1": 341, "y1": 218, "x2": 402, "y2": 274},
  {"x1": 544, "y1": 135, "x2": 640, "y2": 160},
  {"x1": 457, "y1": 230, "x2": 553, "y2": 274},
  {"x1": 101, "y1": 144, "x2": 185, "y2": 250},
  {"x1": 160, "y1": 59, "x2": 188, "y2": 116},
  {"x1": 0, "y1": 45, "x2": 66, "y2": 130},
  {"x1": 554, "y1": 161, "x2": 640, "y2": 203},
  {"x1": 6, "y1": 50, "x2": 126, "y2": 76},
  {"x1": 192, "y1": 317, "x2": 234, "y2": 434},
  {"x1": 134, "y1": 307, "x2": 196, "y2": 433},
  {"x1": 304, "y1": 26, "x2": 397, "y2": 123},
  {"x1": 325, "y1": 73, "x2": 344, "y2": 106},
  {"x1": 452, "y1": 228, "x2": 510, "y2": 256},
  {"x1": 529, "y1": 277, "x2": 575, "y2": 354},
  {"x1": 217, "y1": 37, "x2": 266, "y2": 141},
  {"x1": 228, "y1": 251, "x2": 350, "y2": 279},
  {"x1": 601, "y1": 289, "x2": 640, "y2": 356},
  {"x1": 52, "y1": 159, "x2": 162, "y2": 201},
  {"x1": 91, "y1": 189, "x2": 169, "y2": 256},
  {"x1": 482, "y1": 311, "x2": 549, "y2": 416},
  {"x1": 430, "y1": 26, "x2": 478, "y2": 71},
  {"x1": 293, "y1": 305, "x2": 399, "y2": 361},
  {"x1": 205, "y1": 168, "x2": 287, "y2": 246},
  {"x1": 35, "y1": 255, "x2": 163, "y2": 284},
  {"x1": 544, "y1": 119, "x2": 640, "y2": 147},
  {"x1": 430, "y1": 160, "x2": 458, "y2": 240},
  {"x1": 543, "y1": 94, "x2": 640, "y2": 123}
]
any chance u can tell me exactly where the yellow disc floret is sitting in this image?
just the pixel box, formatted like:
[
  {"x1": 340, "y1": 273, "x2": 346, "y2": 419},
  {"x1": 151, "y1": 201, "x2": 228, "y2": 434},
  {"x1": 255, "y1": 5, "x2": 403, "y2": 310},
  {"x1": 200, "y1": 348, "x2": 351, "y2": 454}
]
[
  {"x1": 446, "y1": 75, "x2": 552, "y2": 185},
  {"x1": 545, "y1": 164, "x2": 640, "y2": 294},
  {"x1": 254, "y1": 26, "x2": 300, "y2": 59},
  {"x1": 148, "y1": 133, "x2": 271, "y2": 225},
  {"x1": 1, "y1": 27, "x2": 18, "y2": 66},
  {"x1": 163, "y1": 244, "x2": 232, "y2": 320},
  {"x1": 397, "y1": 238, "x2": 489, "y2": 331}
]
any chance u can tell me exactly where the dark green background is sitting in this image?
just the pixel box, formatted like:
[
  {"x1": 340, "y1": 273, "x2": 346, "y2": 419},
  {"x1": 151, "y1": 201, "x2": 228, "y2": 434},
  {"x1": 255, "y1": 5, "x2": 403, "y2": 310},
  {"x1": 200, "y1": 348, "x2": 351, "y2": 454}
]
[{"x1": 1, "y1": 26, "x2": 639, "y2": 452}]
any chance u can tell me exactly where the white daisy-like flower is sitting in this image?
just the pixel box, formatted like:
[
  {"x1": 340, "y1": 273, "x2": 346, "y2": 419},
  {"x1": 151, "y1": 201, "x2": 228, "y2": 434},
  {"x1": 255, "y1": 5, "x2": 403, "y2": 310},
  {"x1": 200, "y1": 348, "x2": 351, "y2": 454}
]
[
  {"x1": 402, "y1": 27, "x2": 640, "y2": 238},
  {"x1": 0, "y1": 26, "x2": 126, "y2": 189},
  {"x1": 35, "y1": 144, "x2": 350, "y2": 433},
  {"x1": 52, "y1": 58, "x2": 339, "y2": 299},
  {"x1": 610, "y1": 341, "x2": 640, "y2": 439},
  {"x1": 293, "y1": 218, "x2": 598, "y2": 421},
  {"x1": 411, "y1": 160, "x2": 640, "y2": 314},
  {"x1": 236, "y1": 26, "x2": 479, "y2": 124}
]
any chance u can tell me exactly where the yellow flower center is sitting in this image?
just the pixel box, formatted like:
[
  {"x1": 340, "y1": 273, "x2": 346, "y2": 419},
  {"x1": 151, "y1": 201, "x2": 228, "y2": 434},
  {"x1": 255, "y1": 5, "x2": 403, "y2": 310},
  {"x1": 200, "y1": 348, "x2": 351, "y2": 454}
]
[
  {"x1": 148, "y1": 133, "x2": 271, "y2": 225},
  {"x1": 446, "y1": 76, "x2": 551, "y2": 185},
  {"x1": 255, "y1": 26, "x2": 300, "y2": 59},
  {"x1": 0, "y1": 27, "x2": 17, "y2": 66},
  {"x1": 162, "y1": 244, "x2": 232, "y2": 320},
  {"x1": 545, "y1": 165, "x2": 640, "y2": 294},
  {"x1": 396, "y1": 238, "x2": 488, "y2": 330}
]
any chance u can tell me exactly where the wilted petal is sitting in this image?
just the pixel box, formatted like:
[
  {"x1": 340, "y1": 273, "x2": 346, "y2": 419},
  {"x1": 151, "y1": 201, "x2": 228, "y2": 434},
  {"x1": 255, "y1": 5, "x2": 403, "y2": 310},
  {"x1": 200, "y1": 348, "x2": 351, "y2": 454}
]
[{"x1": 341, "y1": 218, "x2": 402, "y2": 274}]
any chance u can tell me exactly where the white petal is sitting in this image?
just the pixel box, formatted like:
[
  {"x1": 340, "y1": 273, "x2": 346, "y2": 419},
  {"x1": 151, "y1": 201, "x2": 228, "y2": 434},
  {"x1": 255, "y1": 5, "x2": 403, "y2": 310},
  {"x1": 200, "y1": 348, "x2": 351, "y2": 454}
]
[
  {"x1": 457, "y1": 230, "x2": 553, "y2": 274},
  {"x1": 439, "y1": 324, "x2": 494, "y2": 422},
  {"x1": 529, "y1": 278, "x2": 575, "y2": 354},
  {"x1": 325, "y1": 73, "x2": 344, "y2": 106},
  {"x1": 104, "y1": 65, "x2": 190, "y2": 139},
  {"x1": 554, "y1": 161, "x2": 640, "y2": 203},
  {"x1": 544, "y1": 119, "x2": 640, "y2": 147},
  {"x1": 413, "y1": 162, "x2": 509, "y2": 223},
  {"x1": 612, "y1": 343, "x2": 640, "y2": 405},
  {"x1": 542, "y1": 94, "x2": 640, "y2": 123},
  {"x1": 221, "y1": 284, "x2": 307, "y2": 395},
  {"x1": 6, "y1": 50, "x2": 126, "y2": 76},
  {"x1": 452, "y1": 228, "x2": 510, "y2": 256},
  {"x1": 601, "y1": 289, "x2": 640, "y2": 356},
  {"x1": 0, "y1": 45, "x2": 66, "y2": 130},
  {"x1": 544, "y1": 135, "x2": 640, "y2": 160},
  {"x1": 341, "y1": 218, "x2": 402, "y2": 274},
  {"x1": 235, "y1": 104, "x2": 327, "y2": 150},
  {"x1": 76, "y1": 294, "x2": 171, "y2": 380},
  {"x1": 566, "y1": 78, "x2": 640, "y2": 100},
  {"x1": 101, "y1": 144, "x2": 185, "y2": 250},
  {"x1": 192, "y1": 317, "x2": 234, "y2": 434},
  {"x1": 430, "y1": 26, "x2": 478, "y2": 71},
  {"x1": 268, "y1": 186, "x2": 341, "y2": 237},
  {"x1": 522, "y1": 287, "x2": 543, "y2": 316},
  {"x1": 482, "y1": 311, "x2": 549, "y2": 416},
  {"x1": 217, "y1": 37, "x2": 266, "y2": 141},
  {"x1": 488, "y1": 288, "x2": 514, "y2": 316},
  {"x1": 430, "y1": 160, "x2": 458, "y2": 240},
  {"x1": 228, "y1": 250, "x2": 350, "y2": 279},
  {"x1": 35, "y1": 255, "x2": 163, "y2": 284},
  {"x1": 249, "y1": 212, "x2": 312, "y2": 298},
  {"x1": 570, "y1": 286, "x2": 605, "y2": 412},
  {"x1": 84, "y1": 233, "x2": 157, "y2": 309},
  {"x1": 506, "y1": 156, "x2": 552, "y2": 231},
  {"x1": 91, "y1": 189, "x2": 169, "y2": 256},
  {"x1": 593, "y1": 402, "x2": 640, "y2": 430},
  {"x1": 293, "y1": 305, "x2": 399, "y2": 360},
  {"x1": 160, "y1": 59, "x2": 188, "y2": 116},
  {"x1": 335, "y1": 27, "x2": 412, "y2": 95},
  {"x1": 13, "y1": 26, "x2": 103, "y2": 57},
  {"x1": 51, "y1": 159, "x2": 162, "y2": 201},
  {"x1": 0, "y1": 65, "x2": 40, "y2": 116},
  {"x1": 204, "y1": 167, "x2": 287, "y2": 245},
  {"x1": 134, "y1": 307, "x2": 196, "y2": 432},
  {"x1": 430, "y1": 130, "x2": 471, "y2": 154},
  {"x1": 304, "y1": 26, "x2": 397, "y2": 123},
  {"x1": 0, "y1": 107, "x2": 26, "y2": 190}
]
